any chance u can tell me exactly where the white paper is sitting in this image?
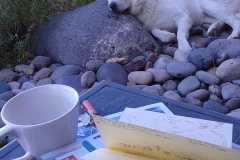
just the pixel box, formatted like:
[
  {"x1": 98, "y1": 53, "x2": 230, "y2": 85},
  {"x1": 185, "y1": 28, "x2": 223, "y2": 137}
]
[{"x1": 120, "y1": 108, "x2": 233, "y2": 148}]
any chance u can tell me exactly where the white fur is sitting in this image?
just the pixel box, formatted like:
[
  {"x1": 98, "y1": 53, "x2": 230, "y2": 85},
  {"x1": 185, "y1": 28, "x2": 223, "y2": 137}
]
[{"x1": 107, "y1": 0, "x2": 240, "y2": 52}]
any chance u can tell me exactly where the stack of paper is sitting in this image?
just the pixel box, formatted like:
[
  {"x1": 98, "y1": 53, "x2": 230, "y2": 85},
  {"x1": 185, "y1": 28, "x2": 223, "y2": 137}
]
[{"x1": 81, "y1": 108, "x2": 240, "y2": 160}]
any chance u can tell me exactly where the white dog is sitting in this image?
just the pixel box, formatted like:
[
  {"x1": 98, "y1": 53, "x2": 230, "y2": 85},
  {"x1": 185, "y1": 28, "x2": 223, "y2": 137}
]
[{"x1": 107, "y1": 0, "x2": 240, "y2": 52}]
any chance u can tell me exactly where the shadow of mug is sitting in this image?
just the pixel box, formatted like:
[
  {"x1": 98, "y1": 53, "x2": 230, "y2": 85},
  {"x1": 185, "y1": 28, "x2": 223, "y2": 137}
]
[{"x1": 0, "y1": 84, "x2": 79, "y2": 160}]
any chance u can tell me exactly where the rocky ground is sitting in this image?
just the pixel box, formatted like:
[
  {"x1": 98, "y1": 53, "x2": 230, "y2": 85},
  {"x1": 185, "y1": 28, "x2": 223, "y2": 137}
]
[{"x1": 1, "y1": 37, "x2": 240, "y2": 128}]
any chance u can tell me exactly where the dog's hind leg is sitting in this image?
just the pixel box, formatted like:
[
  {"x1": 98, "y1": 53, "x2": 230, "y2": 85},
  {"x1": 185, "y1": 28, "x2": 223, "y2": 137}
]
[
  {"x1": 207, "y1": 21, "x2": 225, "y2": 36},
  {"x1": 151, "y1": 29, "x2": 177, "y2": 43}
]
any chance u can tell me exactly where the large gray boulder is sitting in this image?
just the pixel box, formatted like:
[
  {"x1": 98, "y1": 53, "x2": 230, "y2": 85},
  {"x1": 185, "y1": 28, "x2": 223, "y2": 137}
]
[{"x1": 31, "y1": 0, "x2": 160, "y2": 66}]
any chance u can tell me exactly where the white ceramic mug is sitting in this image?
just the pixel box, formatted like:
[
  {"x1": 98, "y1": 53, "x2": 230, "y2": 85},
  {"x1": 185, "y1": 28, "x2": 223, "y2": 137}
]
[{"x1": 0, "y1": 84, "x2": 79, "y2": 160}]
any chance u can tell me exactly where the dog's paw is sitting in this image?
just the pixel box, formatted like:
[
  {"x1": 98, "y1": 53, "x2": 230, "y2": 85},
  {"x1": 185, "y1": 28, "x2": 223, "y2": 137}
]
[
  {"x1": 151, "y1": 29, "x2": 176, "y2": 43},
  {"x1": 178, "y1": 43, "x2": 192, "y2": 53}
]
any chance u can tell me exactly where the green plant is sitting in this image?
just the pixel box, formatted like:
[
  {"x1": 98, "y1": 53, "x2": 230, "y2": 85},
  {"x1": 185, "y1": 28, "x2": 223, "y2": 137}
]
[{"x1": 0, "y1": 0, "x2": 93, "y2": 69}]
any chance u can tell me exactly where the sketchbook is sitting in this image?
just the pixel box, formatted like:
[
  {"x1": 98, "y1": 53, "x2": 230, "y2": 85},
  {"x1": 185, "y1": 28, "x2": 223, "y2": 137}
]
[{"x1": 81, "y1": 110, "x2": 240, "y2": 160}]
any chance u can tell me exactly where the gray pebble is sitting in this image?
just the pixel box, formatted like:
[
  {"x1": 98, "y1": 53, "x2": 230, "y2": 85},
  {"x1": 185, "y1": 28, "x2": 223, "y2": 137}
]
[
  {"x1": 163, "y1": 91, "x2": 182, "y2": 102},
  {"x1": 225, "y1": 98, "x2": 240, "y2": 111},
  {"x1": 12, "y1": 89, "x2": 23, "y2": 95},
  {"x1": 177, "y1": 76, "x2": 200, "y2": 96},
  {"x1": 0, "y1": 82, "x2": 11, "y2": 94},
  {"x1": 146, "y1": 68, "x2": 172, "y2": 83},
  {"x1": 15, "y1": 64, "x2": 34, "y2": 75},
  {"x1": 195, "y1": 70, "x2": 220, "y2": 85},
  {"x1": 81, "y1": 71, "x2": 96, "y2": 88},
  {"x1": 21, "y1": 82, "x2": 35, "y2": 90},
  {"x1": 186, "y1": 89, "x2": 210, "y2": 101},
  {"x1": 208, "y1": 94, "x2": 224, "y2": 105},
  {"x1": 227, "y1": 108, "x2": 240, "y2": 119},
  {"x1": 203, "y1": 100, "x2": 229, "y2": 114},
  {"x1": 232, "y1": 80, "x2": 240, "y2": 86},
  {"x1": 162, "y1": 80, "x2": 177, "y2": 91},
  {"x1": 208, "y1": 85, "x2": 222, "y2": 98},
  {"x1": 50, "y1": 65, "x2": 81, "y2": 81},
  {"x1": 167, "y1": 61, "x2": 197, "y2": 78},
  {"x1": 0, "y1": 91, "x2": 15, "y2": 101},
  {"x1": 128, "y1": 85, "x2": 147, "y2": 91},
  {"x1": 216, "y1": 59, "x2": 240, "y2": 82},
  {"x1": 128, "y1": 71, "x2": 153, "y2": 85},
  {"x1": 36, "y1": 78, "x2": 53, "y2": 86},
  {"x1": 97, "y1": 62, "x2": 128, "y2": 85},
  {"x1": 9, "y1": 81, "x2": 21, "y2": 90},
  {"x1": 17, "y1": 74, "x2": 33, "y2": 84},
  {"x1": 0, "y1": 69, "x2": 18, "y2": 83},
  {"x1": 33, "y1": 68, "x2": 52, "y2": 81},
  {"x1": 86, "y1": 60, "x2": 105, "y2": 72},
  {"x1": 31, "y1": 56, "x2": 51, "y2": 70},
  {"x1": 48, "y1": 63, "x2": 63, "y2": 71},
  {"x1": 142, "y1": 86, "x2": 160, "y2": 95},
  {"x1": 0, "y1": 100, "x2": 6, "y2": 110},
  {"x1": 184, "y1": 97, "x2": 203, "y2": 107},
  {"x1": 54, "y1": 75, "x2": 83, "y2": 93},
  {"x1": 221, "y1": 84, "x2": 240, "y2": 100},
  {"x1": 152, "y1": 84, "x2": 165, "y2": 96},
  {"x1": 153, "y1": 57, "x2": 173, "y2": 70}
]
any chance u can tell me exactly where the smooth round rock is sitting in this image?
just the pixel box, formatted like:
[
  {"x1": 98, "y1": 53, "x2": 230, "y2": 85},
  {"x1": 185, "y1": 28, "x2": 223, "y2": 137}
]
[
  {"x1": 162, "y1": 80, "x2": 177, "y2": 91},
  {"x1": 0, "y1": 69, "x2": 18, "y2": 83},
  {"x1": 97, "y1": 62, "x2": 128, "y2": 85},
  {"x1": 162, "y1": 47, "x2": 178, "y2": 56},
  {"x1": 208, "y1": 85, "x2": 222, "y2": 98},
  {"x1": 225, "y1": 98, "x2": 240, "y2": 111},
  {"x1": 167, "y1": 61, "x2": 197, "y2": 78},
  {"x1": 227, "y1": 108, "x2": 240, "y2": 119},
  {"x1": 143, "y1": 51, "x2": 158, "y2": 64},
  {"x1": 177, "y1": 76, "x2": 200, "y2": 96},
  {"x1": 0, "y1": 91, "x2": 15, "y2": 101},
  {"x1": 33, "y1": 68, "x2": 52, "y2": 81},
  {"x1": 0, "y1": 100, "x2": 6, "y2": 110},
  {"x1": 9, "y1": 81, "x2": 21, "y2": 90},
  {"x1": 163, "y1": 91, "x2": 182, "y2": 102},
  {"x1": 142, "y1": 86, "x2": 160, "y2": 95},
  {"x1": 48, "y1": 63, "x2": 63, "y2": 71},
  {"x1": 188, "y1": 48, "x2": 215, "y2": 70},
  {"x1": 86, "y1": 60, "x2": 105, "y2": 72},
  {"x1": 36, "y1": 78, "x2": 53, "y2": 86},
  {"x1": 232, "y1": 80, "x2": 240, "y2": 86},
  {"x1": 146, "y1": 68, "x2": 172, "y2": 83},
  {"x1": 17, "y1": 74, "x2": 33, "y2": 84},
  {"x1": 0, "y1": 82, "x2": 11, "y2": 94},
  {"x1": 106, "y1": 58, "x2": 128, "y2": 65},
  {"x1": 21, "y1": 82, "x2": 35, "y2": 90},
  {"x1": 128, "y1": 71, "x2": 153, "y2": 85},
  {"x1": 81, "y1": 71, "x2": 96, "y2": 88},
  {"x1": 124, "y1": 60, "x2": 146, "y2": 72},
  {"x1": 208, "y1": 94, "x2": 224, "y2": 105},
  {"x1": 221, "y1": 84, "x2": 240, "y2": 100},
  {"x1": 195, "y1": 70, "x2": 220, "y2": 85},
  {"x1": 186, "y1": 89, "x2": 210, "y2": 101},
  {"x1": 31, "y1": 56, "x2": 52, "y2": 70},
  {"x1": 54, "y1": 75, "x2": 83, "y2": 93},
  {"x1": 203, "y1": 100, "x2": 229, "y2": 114},
  {"x1": 144, "y1": 61, "x2": 153, "y2": 70},
  {"x1": 50, "y1": 65, "x2": 81, "y2": 81},
  {"x1": 184, "y1": 97, "x2": 203, "y2": 107},
  {"x1": 152, "y1": 84, "x2": 165, "y2": 96},
  {"x1": 216, "y1": 59, "x2": 240, "y2": 82},
  {"x1": 15, "y1": 64, "x2": 34, "y2": 75},
  {"x1": 153, "y1": 57, "x2": 173, "y2": 70},
  {"x1": 128, "y1": 85, "x2": 147, "y2": 91}
]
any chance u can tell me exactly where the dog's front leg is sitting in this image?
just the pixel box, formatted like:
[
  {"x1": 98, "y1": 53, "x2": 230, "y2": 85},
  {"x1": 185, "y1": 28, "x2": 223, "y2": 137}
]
[
  {"x1": 176, "y1": 18, "x2": 192, "y2": 53},
  {"x1": 151, "y1": 29, "x2": 177, "y2": 43}
]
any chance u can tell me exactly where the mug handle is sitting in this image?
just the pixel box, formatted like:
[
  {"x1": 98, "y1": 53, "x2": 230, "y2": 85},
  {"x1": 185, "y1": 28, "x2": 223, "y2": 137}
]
[{"x1": 0, "y1": 126, "x2": 35, "y2": 160}]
